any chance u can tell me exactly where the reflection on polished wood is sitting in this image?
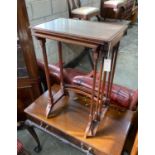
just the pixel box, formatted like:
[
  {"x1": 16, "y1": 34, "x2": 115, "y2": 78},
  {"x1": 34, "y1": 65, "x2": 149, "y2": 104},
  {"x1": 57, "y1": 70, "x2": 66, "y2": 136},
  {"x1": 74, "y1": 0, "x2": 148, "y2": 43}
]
[
  {"x1": 131, "y1": 132, "x2": 138, "y2": 155},
  {"x1": 31, "y1": 18, "x2": 128, "y2": 137},
  {"x1": 25, "y1": 85, "x2": 134, "y2": 155}
]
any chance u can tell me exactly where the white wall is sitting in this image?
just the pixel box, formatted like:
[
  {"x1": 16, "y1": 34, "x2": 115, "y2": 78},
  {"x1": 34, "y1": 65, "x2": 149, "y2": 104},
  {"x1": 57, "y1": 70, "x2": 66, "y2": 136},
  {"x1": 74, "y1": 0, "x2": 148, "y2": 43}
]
[{"x1": 25, "y1": 0, "x2": 101, "y2": 64}]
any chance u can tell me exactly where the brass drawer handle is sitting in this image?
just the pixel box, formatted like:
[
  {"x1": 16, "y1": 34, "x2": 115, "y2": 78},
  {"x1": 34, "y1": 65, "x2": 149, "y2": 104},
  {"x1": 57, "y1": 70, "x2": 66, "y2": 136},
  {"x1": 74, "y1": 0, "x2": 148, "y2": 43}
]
[
  {"x1": 81, "y1": 143, "x2": 93, "y2": 155},
  {"x1": 40, "y1": 122, "x2": 43, "y2": 127},
  {"x1": 45, "y1": 125, "x2": 49, "y2": 131},
  {"x1": 87, "y1": 147, "x2": 93, "y2": 155}
]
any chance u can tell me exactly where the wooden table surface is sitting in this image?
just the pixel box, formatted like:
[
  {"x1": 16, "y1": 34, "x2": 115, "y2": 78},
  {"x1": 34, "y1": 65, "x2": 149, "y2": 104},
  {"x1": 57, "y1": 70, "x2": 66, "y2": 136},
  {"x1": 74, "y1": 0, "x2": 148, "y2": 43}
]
[
  {"x1": 25, "y1": 85, "x2": 134, "y2": 155},
  {"x1": 32, "y1": 18, "x2": 128, "y2": 44}
]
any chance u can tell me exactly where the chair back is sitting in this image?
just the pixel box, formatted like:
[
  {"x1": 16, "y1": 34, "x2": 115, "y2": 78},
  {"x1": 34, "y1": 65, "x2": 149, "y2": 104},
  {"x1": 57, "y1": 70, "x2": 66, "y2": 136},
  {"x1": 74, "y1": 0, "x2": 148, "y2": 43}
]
[
  {"x1": 67, "y1": 0, "x2": 81, "y2": 17},
  {"x1": 100, "y1": 0, "x2": 108, "y2": 16}
]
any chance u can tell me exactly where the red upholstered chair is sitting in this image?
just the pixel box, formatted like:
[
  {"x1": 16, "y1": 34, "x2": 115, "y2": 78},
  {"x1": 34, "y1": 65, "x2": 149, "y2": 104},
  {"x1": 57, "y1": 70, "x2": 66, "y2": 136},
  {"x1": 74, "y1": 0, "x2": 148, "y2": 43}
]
[
  {"x1": 101, "y1": 0, "x2": 135, "y2": 20},
  {"x1": 17, "y1": 139, "x2": 24, "y2": 155},
  {"x1": 17, "y1": 139, "x2": 29, "y2": 155},
  {"x1": 72, "y1": 75, "x2": 138, "y2": 111},
  {"x1": 37, "y1": 60, "x2": 138, "y2": 111},
  {"x1": 37, "y1": 60, "x2": 87, "y2": 85}
]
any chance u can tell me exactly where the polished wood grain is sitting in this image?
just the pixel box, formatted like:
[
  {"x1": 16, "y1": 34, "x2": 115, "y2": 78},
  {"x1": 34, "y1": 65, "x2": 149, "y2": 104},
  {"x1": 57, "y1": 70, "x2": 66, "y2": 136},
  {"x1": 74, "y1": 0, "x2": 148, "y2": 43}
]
[
  {"x1": 25, "y1": 84, "x2": 134, "y2": 155},
  {"x1": 131, "y1": 132, "x2": 138, "y2": 155}
]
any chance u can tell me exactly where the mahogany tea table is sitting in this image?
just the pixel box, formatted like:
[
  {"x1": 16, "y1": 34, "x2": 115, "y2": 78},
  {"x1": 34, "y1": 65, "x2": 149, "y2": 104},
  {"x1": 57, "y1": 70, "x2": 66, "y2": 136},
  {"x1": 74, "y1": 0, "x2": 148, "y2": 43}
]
[{"x1": 30, "y1": 18, "x2": 128, "y2": 138}]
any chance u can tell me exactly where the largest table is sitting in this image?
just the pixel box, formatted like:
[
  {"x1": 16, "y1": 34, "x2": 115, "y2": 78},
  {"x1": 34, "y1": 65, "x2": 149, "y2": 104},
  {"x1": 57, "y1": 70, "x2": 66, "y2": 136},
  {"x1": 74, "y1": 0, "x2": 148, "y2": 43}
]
[{"x1": 25, "y1": 85, "x2": 134, "y2": 155}]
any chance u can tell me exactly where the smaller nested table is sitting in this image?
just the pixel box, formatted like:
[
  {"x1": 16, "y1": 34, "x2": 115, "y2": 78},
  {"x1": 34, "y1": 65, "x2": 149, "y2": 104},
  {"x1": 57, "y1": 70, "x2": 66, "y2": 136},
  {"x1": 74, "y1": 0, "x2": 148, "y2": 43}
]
[{"x1": 31, "y1": 18, "x2": 127, "y2": 138}]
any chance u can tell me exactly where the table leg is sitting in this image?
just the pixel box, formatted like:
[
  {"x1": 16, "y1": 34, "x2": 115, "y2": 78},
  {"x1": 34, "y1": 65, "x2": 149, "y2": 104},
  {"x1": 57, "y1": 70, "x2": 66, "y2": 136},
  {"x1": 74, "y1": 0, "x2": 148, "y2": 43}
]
[
  {"x1": 97, "y1": 43, "x2": 118, "y2": 121},
  {"x1": 106, "y1": 45, "x2": 115, "y2": 101},
  {"x1": 38, "y1": 38, "x2": 54, "y2": 118},
  {"x1": 84, "y1": 47, "x2": 99, "y2": 138},
  {"x1": 57, "y1": 41, "x2": 65, "y2": 93},
  {"x1": 108, "y1": 42, "x2": 120, "y2": 99},
  {"x1": 85, "y1": 42, "x2": 119, "y2": 137},
  {"x1": 98, "y1": 68, "x2": 107, "y2": 116},
  {"x1": 95, "y1": 50, "x2": 104, "y2": 121},
  {"x1": 97, "y1": 46, "x2": 109, "y2": 119}
]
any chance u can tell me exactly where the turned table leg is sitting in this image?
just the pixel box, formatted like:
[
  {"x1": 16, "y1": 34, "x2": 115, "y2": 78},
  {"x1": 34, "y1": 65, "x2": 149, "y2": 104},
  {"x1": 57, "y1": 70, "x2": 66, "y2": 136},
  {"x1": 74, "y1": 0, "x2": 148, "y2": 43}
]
[
  {"x1": 57, "y1": 41, "x2": 65, "y2": 93},
  {"x1": 95, "y1": 50, "x2": 104, "y2": 121},
  {"x1": 38, "y1": 38, "x2": 54, "y2": 118},
  {"x1": 108, "y1": 42, "x2": 120, "y2": 99},
  {"x1": 84, "y1": 47, "x2": 99, "y2": 138},
  {"x1": 84, "y1": 42, "x2": 120, "y2": 138}
]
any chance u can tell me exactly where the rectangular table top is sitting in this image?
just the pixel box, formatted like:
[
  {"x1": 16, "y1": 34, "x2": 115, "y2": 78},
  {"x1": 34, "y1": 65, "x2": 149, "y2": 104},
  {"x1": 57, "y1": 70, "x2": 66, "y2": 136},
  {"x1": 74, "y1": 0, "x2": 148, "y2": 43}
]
[
  {"x1": 32, "y1": 18, "x2": 128, "y2": 44},
  {"x1": 25, "y1": 85, "x2": 134, "y2": 155}
]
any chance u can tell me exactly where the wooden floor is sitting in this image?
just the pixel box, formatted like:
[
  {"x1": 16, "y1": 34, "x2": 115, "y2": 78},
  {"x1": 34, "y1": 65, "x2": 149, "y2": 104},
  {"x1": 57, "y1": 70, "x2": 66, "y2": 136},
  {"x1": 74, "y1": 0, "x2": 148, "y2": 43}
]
[{"x1": 25, "y1": 85, "x2": 134, "y2": 155}]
